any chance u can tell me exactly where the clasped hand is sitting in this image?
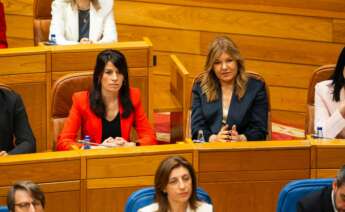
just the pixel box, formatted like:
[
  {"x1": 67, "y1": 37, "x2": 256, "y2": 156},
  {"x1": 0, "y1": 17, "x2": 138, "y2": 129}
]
[
  {"x1": 101, "y1": 137, "x2": 135, "y2": 147},
  {"x1": 209, "y1": 125, "x2": 246, "y2": 142}
]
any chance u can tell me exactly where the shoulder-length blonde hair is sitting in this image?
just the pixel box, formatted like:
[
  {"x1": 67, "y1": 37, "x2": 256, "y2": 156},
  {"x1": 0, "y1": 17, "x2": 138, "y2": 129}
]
[
  {"x1": 200, "y1": 36, "x2": 248, "y2": 102},
  {"x1": 70, "y1": 0, "x2": 100, "y2": 10}
]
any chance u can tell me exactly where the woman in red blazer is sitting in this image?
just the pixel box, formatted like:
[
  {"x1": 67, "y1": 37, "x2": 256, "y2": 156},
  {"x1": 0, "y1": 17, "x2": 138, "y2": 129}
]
[{"x1": 57, "y1": 49, "x2": 156, "y2": 151}]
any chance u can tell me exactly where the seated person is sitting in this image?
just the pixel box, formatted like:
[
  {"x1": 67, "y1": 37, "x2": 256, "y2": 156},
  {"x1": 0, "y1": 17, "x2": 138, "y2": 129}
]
[
  {"x1": 315, "y1": 47, "x2": 345, "y2": 138},
  {"x1": 191, "y1": 36, "x2": 268, "y2": 142},
  {"x1": 138, "y1": 156, "x2": 213, "y2": 212},
  {"x1": 0, "y1": 2, "x2": 8, "y2": 48},
  {"x1": 7, "y1": 181, "x2": 45, "y2": 212},
  {"x1": 297, "y1": 165, "x2": 345, "y2": 212},
  {"x1": 57, "y1": 49, "x2": 156, "y2": 150},
  {"x1": 0, "y1": 87, "x2": 36, "y2": 156},
  {"x1": 49, "y1": 0, "x2": 117, "y2": 45}
]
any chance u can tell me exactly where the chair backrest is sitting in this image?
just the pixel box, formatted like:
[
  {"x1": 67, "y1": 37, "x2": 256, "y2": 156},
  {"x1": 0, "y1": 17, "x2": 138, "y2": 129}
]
[
  {"x1": 33, "y1": 0, "x2": 52, "y2": 45},
  {"x1": 305, "y1": 65, "x2": 335, "y2": 136},
  {"x1": 51, "y1": 72, "x2": 93, "y2": 146},
  {"x1": 276, "y1": 178, "x2": 333, "y2": 212},
  {"x1": 125, "y1": 187, "x2": 212, "y2": 212},
  {"x1": 0, "y1": 206, "x2": 8, "y2": 212},
  {"x1": 186, "y1": 71, "x2": 272, "y2": 140}
]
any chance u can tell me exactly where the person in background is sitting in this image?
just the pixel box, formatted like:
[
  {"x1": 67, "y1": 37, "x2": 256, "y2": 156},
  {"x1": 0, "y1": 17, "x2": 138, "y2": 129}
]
[
  {"x1": 0, "y1": 87, "x2": 36, "y2": 156},
  {"x1": 138, "y1": 156, "x2": 213, "y2": 212},
  {"x1": 49, "y1": 0, "x2": 117, "y2": 45},
  {"x1": 7, "y1": 181, "x2": 45, "y2": 212},
  {"x1": 0, "y1": 2, "x2": 8, "y2": 48},
  {"x1": 297, "y1": 165, "x2": 345, "y2": 212},
  {"x1": 314, "y1": 47, "x2": 345, "y2": 138},
  {"x1": 191, "y1": 36, "x2": 268, "y2": 142},
  {"x1": 57, "y1": 49, "x2": 156, "y2": 150}
]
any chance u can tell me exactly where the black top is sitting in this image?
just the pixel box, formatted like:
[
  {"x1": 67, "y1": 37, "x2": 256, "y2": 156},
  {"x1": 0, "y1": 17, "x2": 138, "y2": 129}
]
[
  {"x1": 0, "y1": 88, "x2": 36, "y2": 154},
  {"x1": 78, "y1": 9, "x2": 90, "y2": 41},
  {"x1": 102, "y1": 113, "x2": 121, "y2": 141},
  {"x1": 297, "y1": 186, "x2": 334, "y2": 212}
]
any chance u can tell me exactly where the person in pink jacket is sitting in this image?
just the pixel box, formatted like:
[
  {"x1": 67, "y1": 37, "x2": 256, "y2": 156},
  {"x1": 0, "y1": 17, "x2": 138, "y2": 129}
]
[{"x1": 314, "y1": 47, "x2": 345, "y2": 138}]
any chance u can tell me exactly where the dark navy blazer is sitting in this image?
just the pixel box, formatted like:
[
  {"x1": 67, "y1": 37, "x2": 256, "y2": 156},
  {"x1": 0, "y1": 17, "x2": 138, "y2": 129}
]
[
  {"x1": 191, "y1": 77, "x2": 268, "y2": 141},
  {"x1": 0, "y1": 88, "x2": 36, "y2": 154}
]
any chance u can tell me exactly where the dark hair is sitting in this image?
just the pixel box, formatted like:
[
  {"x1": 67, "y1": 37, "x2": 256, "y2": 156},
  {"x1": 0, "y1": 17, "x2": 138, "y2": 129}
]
[
  {"x1": 331, "y1": 47, "x2": 345, "y2": 102},
  {"x1": 336, "y1": 165, "x2": 345, "y2": 187},
  {"x1": 90, "y1": 49, "x2": 134, "y2": 118},
  {"x1": 154, "y1": 156, "x2": 198, "y2": 212},
  {"x1": 7, "y1": 181, "x2": 45, "y2": 212}
]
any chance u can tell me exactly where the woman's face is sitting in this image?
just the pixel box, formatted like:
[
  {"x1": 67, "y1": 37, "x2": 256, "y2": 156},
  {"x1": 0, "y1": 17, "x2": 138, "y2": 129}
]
[
  {"x1": 213, "y1": 52, "x2": 238, "y2": 85},
  {"x1": 164, "y1": 166, "x2": 192, "y2": 206},
  {"x1": 101, "y1": 61, "x2": 124, "y2": 94}
]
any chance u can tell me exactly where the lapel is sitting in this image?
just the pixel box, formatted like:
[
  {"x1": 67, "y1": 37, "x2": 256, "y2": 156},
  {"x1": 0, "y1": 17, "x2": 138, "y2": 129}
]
[
  {"x1": 89, "y1": 4, "x2": 98, "y2": 41},
  {"x1": 67, "y1": 4, "x2": 79, "y2": 41}
]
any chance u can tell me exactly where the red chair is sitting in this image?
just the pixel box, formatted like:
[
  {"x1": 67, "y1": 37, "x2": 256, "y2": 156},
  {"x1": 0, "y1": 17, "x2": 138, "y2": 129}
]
[{"x1": 0, "y1": 2, "x2": 8, "y2": 48}]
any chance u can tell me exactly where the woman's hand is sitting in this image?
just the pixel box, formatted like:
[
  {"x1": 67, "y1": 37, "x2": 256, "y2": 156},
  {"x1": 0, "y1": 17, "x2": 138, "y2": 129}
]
[
  {"x1": 229, "y1": 125, "x2": 247, "y2": 142},
  {"x1": 209, "y1": 125, "x2": 231, "y2": 142},
  {"x1": 0, "y1": 151, "x2": 8, "y2": 156},
  {"x1": 102, "y1": 137, "x2": 128, "y2": 147},
  {"x1": 80, "y1": 37, "x2": 92, "y2": 44}
]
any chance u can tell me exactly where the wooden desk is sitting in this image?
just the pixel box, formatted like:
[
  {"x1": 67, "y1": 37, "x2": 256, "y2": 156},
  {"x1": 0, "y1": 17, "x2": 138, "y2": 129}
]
[
  {"x1": 0, "y1": 141, "x2": 315, "y2": 212},
  {"x1": 196, "y1": 141, "x2": 310, "y2": 212},
  {"x1": 0, "y1": 151, "x2": 81, "y2": 212},
  {"x1": 311, "y1": 140, "x2": 345, "y2": 178}
]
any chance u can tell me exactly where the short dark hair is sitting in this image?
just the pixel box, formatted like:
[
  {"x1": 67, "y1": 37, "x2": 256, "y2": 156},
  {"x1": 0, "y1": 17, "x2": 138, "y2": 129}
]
[
  {"x1": 7, "y1": 181, "x2": 45, "y2": 212},
  {"x1": 90, "y1": 49, "x2": 134, "y2": 118},
  {"x1": 336, "y1": 165, "x2": 345, "y2": 187},
  {"x1": 331, "y1": 47, "x2": 345, "y2": 102},
  {"x1": 154, "y1": 156, "x2": 198, "y2": 212}
]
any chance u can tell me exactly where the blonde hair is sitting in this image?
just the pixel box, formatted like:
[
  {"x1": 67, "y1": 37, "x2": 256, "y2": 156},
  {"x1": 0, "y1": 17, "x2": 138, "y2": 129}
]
[
  {"x1": 70, "y1": 0, "x2": 100, "y2": 10},
  {"x1": 200, "y1": 36, "x2": 248, "y2": 102}
]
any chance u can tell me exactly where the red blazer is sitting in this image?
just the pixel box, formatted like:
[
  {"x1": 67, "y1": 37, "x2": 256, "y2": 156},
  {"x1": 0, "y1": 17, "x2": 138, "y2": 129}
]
[
  {"x1": 57, "y1": 88, "x2": 156, "y2": 151},
  {"x1": 0, "y1": 3, "x2": 7, "y2": 48}
]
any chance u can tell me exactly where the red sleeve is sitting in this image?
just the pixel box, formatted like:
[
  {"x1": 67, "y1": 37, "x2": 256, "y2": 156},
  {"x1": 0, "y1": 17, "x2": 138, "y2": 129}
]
[
  {"x1": 0, "y1": 3, "x2": 8, "y2": 48},
  {"x1": 56, "y1": 93, "x2": 83, "y2": 151},
  {"x1": 132, "y1": 89, "x2": 157, "y2": 145}
]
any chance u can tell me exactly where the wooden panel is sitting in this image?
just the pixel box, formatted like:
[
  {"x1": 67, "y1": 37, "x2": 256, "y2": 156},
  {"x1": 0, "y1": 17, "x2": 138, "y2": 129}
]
[
  {"x1": 200, "y1": 181, "x2": 293, "y2": 212},
  {"x1": 333, "y1": 19, "x2": 345, "y2": 43},
  {"x1": 199, "y1": 149, "x2": 310, "y2": 173},
  {"x1": 87, "y1": 176, "x2": 153, "y2": 189},
  {"x1": 44, "y1": 190, "x2": 80, "y2": 212},
  {"x1": 124, "y1": 0, "x2": 345, "y2": 16},
  {"x1": 87, "y1": 186, "x2": 143, "y2": 212},
  {"x1": 118, "y1": 24, "x2": 201, "y2": 54},
  {"x1": 51, "y1": 49, "x2": 149, "y2": 72},
  {"x1": 0, "y1": 53, "x2": 47, "y2": 75},
  {"x1": 0, "y1": 159, "x2": 80, "y2": 185},
  {"x1": 117, "y1": 1, "x2": 333, "y2": 41},
  {"x1": 87, "y1": 153, "x2": 192, "y2": 178},
  {"x1": 316, "y1": 169, "x2": 338, "y2": 178},
  {"x1": 316, "y1": 147, "x2": 345, "y2": 169},
  {"x1": 5, "y1": 14, "x2": 33, "y2": 39},
  {"x1": 200, "y1": 32, "x2": 342, "y2": 65},
  {"x1": 270, "y1": 87, "x2": 307, "y2": 112},
  {"x1": 2, "y1": 0, "x2": 33, "y2": 16},
  {"x1": 7, "y1": 37, "x2": 34, "y2": 48},
  {"x1": 271, "y1": 110, "x2": 305, "y2": 129}
]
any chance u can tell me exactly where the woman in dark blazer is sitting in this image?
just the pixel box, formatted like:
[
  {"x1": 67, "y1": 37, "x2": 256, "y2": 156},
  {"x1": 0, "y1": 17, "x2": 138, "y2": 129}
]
[
  {"x1": 191, "y1": 36, "x2": 268, "y2": 142},
  {"x1": 57, "y1": 49, "x2": 156, "y2": 150},
  {"x1": 0, "y1": 88, "x2": 36, "y2": 155}
]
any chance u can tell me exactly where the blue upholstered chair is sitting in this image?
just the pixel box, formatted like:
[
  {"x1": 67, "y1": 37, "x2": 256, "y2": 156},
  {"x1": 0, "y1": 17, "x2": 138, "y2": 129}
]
[
  {"x1": 0, "y1": 206, "x2": 8, "y2": 212},
  {"x1": 276, "y1": 178, "x2": 333, "y2": 212},
  {"x1": 125, "y1": 187, "x2": 212, "y2": 212}
]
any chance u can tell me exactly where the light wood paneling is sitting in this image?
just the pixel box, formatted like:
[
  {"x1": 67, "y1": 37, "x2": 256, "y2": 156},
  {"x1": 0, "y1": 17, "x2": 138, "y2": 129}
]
[
  {"x1": 334, "y1": 19, "x2": 345, "y2": 43},
  {"x1": 116, "y1": 1, "x2": 333, "y2": 41},
  {"x1": 5, "y1": 14, "x2": 33, "y2": 39},
  {"x1": 2, "y1": 0, "x2": 33, "y2": 16}
]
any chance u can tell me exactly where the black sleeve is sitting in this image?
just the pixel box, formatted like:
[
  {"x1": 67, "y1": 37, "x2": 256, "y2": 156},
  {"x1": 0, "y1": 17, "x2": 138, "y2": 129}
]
[
  {"x1": 8, "y1": 93, "x2": 36, "y2": 154},
  {"x1": 243, "y1": 81, "x2": 268, "y2": 141},
  {"x1": 191, "y1": 83, "x2": 212, "y2": 141}
]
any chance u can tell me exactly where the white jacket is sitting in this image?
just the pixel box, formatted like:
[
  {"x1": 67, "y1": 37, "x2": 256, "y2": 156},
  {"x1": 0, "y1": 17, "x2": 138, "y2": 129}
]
[
  {"x1": 138, "y1": 202, "x2": 213, "y2": 212},
  {"x1": 49, "y1": 0, "x2": 117, "y2": 45}
]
